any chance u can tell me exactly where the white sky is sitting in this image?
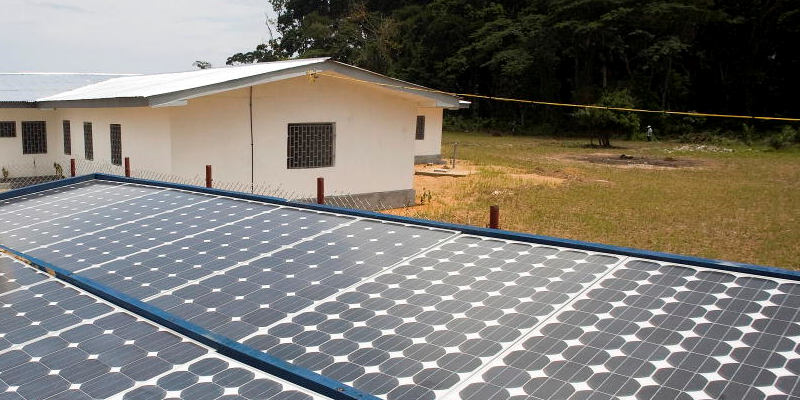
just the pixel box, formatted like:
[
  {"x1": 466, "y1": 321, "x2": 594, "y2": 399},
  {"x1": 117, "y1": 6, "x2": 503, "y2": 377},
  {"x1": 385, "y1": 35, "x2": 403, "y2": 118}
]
[{"x1": 0, "y1": 0, "x2": 277, "y2": 73}]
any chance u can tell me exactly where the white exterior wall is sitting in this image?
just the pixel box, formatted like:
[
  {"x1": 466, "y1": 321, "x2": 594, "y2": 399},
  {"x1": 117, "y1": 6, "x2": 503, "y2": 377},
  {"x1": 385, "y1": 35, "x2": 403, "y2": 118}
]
[
  {"x1": 252, "y1": 76, "x2": 416, "y2": 197},
  {"x1": 168, "y1": 75, "x2": 418, "y2": 197},
  {"x1": 168, "y1": 88, "x2": 252, "y2": 185},
  {"x1": 414, "y1": 107, "x2": 443, "y2": 161},
  {"x1": 55, "y1": 107, "x2": 172, "y2": 174},
  {"x1": 0, "y1": 107, "x2": 172, "y2": 177},
  {"x1": 0, "y1": 108, "x2": 62, "y2": 175},
  {"x1": 2, "y1": 73, "x2": 442, "y2": 198}
]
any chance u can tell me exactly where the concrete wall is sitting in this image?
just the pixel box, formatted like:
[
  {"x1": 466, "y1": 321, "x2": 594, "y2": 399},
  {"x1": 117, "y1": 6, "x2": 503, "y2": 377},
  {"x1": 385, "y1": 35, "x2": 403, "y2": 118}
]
[
  {"x1": 56, "y1": 107, "x2": 172, "y2": 174},
  {"x1": 1, "y1": 74, "x2": 445, "y2": 204},
  {"x1": 414, "y1": 107, "x2": 443, "y2": 164},
  {"x1": 168, "y1": 88, "x2": 251, "y2": 184},
  {"x1": 168, "y1": 75, "x2": 419, "y2": 198},
  {"x1": 0, "y1": 108, "x2": 62, "y2": 176},
  {"x1": 252, "y1": 75, "x2": 416, "y2": 197},
  {"x1": 0, "y1": 107, "x2": 172, "y2": 179}
]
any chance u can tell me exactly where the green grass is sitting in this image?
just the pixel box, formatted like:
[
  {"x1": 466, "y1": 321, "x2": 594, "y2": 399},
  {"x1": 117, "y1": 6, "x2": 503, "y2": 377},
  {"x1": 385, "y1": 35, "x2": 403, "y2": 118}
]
[{"x1": 399, "y1": 132, "x2": 800, "y2": 269}]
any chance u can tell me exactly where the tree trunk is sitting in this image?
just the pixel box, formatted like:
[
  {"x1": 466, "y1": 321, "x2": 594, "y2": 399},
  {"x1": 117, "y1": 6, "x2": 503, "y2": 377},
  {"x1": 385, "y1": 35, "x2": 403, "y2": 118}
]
[{"x1": 662, "y1": 57, "x2": 672, "y2": 110}]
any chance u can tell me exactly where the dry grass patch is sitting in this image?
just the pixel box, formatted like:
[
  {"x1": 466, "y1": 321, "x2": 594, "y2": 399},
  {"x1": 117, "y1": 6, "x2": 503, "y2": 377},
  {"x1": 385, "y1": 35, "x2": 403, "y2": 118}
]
[{"x1": 385, "y1": 132, "x2": 800, "y2": 270}]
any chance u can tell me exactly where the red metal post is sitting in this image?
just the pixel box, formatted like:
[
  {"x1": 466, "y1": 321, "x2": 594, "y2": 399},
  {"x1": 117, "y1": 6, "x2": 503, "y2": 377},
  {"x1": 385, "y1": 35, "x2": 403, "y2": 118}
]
[
  {"x1": 489, "y1": 205, "x2": 500, "y2": 229},
  {"x1": 70, "y1": 158, "x2": 76, "y2": 177},
  {"x1": 124, "y1": 157, "x2": 131, "y2": 177},
  {"x1": 205, "y1": 165, "x2": 212, "y2": 188},
  {"x1": 316, "y1": 177, "x2": 325, "y2": 205}
]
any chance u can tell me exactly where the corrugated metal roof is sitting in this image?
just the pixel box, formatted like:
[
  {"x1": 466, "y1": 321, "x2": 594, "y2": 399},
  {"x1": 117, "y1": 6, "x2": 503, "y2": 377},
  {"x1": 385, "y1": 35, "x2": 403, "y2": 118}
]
[
  {"x1": 0, "y1": 72, "x2": 135, "y2": 102},
  {"x1": 39, "y1": 58, "x2": 329, "y2": 101}
]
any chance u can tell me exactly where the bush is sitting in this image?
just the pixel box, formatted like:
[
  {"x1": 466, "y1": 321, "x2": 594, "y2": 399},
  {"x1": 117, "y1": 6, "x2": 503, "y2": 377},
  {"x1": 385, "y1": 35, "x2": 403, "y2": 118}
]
[
  {"x1": 767, "y1": 125, "x2": 799, "y2": 150},
  {"x1": 574, "y1": 89, "x2": 641, "y2": 146}
]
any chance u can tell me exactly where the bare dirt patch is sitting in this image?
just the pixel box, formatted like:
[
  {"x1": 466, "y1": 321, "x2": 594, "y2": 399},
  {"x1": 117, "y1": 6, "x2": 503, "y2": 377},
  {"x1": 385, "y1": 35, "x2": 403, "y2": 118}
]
[
  {"x1": 386, "y1": 162, "x2": 566, "y2": 215},
  {"x1": 565, "y1": 153, "x2": 704, "y2": 169}
]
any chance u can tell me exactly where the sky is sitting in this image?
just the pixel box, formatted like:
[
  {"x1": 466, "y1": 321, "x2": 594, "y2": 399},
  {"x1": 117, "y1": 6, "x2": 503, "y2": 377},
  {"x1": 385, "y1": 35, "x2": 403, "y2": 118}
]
[{"x1": 0, "y1": 0, "x2": 277, "y2": 73}]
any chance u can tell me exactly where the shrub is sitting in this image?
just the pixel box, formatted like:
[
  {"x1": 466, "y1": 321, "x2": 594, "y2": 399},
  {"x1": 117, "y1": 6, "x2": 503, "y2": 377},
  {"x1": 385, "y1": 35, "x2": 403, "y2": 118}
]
[
  {"x1": 767, "y1": 125, "x2": 798, "y2": 150},
  {"x1": 574, "y1": 89, "x2": 641, "y2": 147}
]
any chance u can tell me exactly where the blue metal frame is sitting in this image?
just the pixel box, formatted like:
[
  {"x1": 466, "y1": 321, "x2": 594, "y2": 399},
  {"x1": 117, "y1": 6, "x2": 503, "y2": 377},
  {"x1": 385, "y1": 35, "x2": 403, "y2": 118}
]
[{"x1": 1, "y1": 173, "x2": 799, "y2": 400}]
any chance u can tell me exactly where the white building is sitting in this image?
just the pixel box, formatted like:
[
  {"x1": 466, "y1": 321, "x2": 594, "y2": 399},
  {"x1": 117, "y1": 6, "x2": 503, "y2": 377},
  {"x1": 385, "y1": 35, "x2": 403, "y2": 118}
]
[{"x1": 0, "y1": 58, "x2": 461, "y2": 207}]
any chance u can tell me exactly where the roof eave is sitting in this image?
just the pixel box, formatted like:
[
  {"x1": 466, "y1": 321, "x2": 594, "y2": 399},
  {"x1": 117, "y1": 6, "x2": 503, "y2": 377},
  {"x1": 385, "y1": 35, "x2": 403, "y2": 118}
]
[
  {"x1": 36, "y1": 97, "x2": 150, "y2": 109},
  {"x1": 0, "y1": 101, "x2": 37, "y2": 108}
]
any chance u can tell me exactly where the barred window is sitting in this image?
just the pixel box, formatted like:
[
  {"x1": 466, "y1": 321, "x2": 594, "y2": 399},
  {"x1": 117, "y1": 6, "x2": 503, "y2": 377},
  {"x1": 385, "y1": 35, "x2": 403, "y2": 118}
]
[
  {"x1": 287, "y1": 123, "x2": 335, "y2": 169},
  {"x1": 0, "y1": 121, "x2": 15, "y2": 138},
  {"x1": 84, "y1": 122, "x2": 93, "y2": 160},
  {"x1": 110, "y1": 124, "x2": 122, "y2": 165},
  {"x1": 63, "y1": 120, "x2": 71, "y2": 155},
  {"x1": 415, "y1": 115, "x2": 425, "y2": 140},
  {"x1": 21, "y1": 121, "x2": 47, "y2": 154}
]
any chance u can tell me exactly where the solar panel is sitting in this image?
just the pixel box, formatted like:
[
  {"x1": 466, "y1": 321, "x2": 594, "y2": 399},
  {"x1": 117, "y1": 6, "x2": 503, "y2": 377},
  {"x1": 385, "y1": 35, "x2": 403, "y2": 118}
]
[
  {"x1": 227, "y1": 235, "x2": 623, "y2": 400},
  {"x1": 2, "y1": 179, "x2": 800, "y2": 400},
  {"x1": 0, "y1": 253, "x2": 330, "y2": 400},
  {"x1": 452, "y1": 258, "x2": 800, "y2": 400}
]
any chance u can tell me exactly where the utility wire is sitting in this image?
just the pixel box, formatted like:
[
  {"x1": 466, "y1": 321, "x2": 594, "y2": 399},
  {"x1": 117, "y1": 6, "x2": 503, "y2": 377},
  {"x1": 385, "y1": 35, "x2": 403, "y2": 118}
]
[{"x1": 307, "y1": 70, "x2": 800, "y2": 122}]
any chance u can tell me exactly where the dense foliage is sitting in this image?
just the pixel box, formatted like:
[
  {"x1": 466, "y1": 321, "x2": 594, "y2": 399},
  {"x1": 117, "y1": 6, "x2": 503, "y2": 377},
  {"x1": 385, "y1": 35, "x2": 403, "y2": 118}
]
[{"x1": 228, "y1": 0, "x2": 800, "y2": 140}]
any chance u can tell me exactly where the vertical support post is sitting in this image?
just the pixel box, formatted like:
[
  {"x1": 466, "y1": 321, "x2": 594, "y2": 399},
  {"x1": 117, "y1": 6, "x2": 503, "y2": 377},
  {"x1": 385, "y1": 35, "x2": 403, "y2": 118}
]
[
  {"x1": 489, "y1": 205, "x2": 500, "y2": 229},
  {"x1": 205, "y1": 165, "x2": 212, "y2": 188},
  {"x1": 124, "y1": 157, "x2": 131, "y2": 177},
  {"x1": 452, "y1": 142, "x2": 459, "y2": 169},
  {"x1": 70, "y1": 158, "x2": 76, "y2": 177},
  {"x1": 317, "y1": 177, "x2": 325, "y2": 205}
]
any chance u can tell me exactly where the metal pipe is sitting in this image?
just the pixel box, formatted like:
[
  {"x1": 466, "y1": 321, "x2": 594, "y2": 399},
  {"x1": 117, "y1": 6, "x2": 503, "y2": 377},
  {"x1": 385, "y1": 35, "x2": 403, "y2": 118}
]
[
  {"x1": 70, "y1": 159, "x2": 76, "y2": 177},
  {"x1": 489, "y1": 205, "x2": 500, "y2": 229},
  {"x1": 317, "y1": 177, "x2": 325, "y2": 205},
  {"x1": 452, "y1": 142, "x2": 459, "y2": 168},
  {"x1": 124, "y1": 157, "x2": 130, "y2": 177},
  {"x1": 205, "y1": 165, "x2": 212, "y2": 188}
]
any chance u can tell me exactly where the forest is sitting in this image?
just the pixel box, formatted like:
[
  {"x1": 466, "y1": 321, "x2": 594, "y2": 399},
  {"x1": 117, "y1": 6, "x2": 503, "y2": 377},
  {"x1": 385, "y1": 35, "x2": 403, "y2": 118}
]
[{"x1": 227, "y1": 0, "x2": 800, "y2": 143}]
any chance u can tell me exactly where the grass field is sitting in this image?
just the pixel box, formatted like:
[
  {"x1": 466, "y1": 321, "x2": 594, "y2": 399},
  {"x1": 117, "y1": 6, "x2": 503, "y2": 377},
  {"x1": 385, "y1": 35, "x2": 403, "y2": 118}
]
[{"x1": 387, "y1": 132, "x2": 800, "y2": 269}]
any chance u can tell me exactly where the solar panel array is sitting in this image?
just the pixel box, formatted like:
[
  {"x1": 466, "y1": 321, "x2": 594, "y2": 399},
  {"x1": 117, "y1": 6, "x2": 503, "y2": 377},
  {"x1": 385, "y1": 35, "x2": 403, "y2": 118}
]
[
  {"x1": 1, "y1": 180, "x2": 799, "y2": 400},
  {"x1": 0, "y1": 253, "x2": 329, "y2": 400}
]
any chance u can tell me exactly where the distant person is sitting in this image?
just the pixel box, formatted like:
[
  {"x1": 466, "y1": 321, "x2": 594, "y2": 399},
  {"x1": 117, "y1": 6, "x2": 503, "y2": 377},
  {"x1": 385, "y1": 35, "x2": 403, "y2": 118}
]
[{"x1": 646, "y1": 125, "x2": 653, "y2": 141}]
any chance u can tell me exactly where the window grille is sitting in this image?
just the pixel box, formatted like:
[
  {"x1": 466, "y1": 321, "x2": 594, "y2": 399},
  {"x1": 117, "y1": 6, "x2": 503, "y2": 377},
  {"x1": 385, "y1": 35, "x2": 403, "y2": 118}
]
[
  {"x1": 415, "y1": 115, "x2": 425, "y2": 140},
  {"x1": 110, "y1": 124, "x2": 122, "y2": 165},
  {"x1": 21, "y1": 121, "x2": 47, "y2": 154},
  {"x1": 84, "y1": 122, "x2": 93, "y2": 160},
  {"x1": 0, "y1": 121, "x2": 15, "y2": 138},
  {"x1": 63, "y1": 120, "x2": 71, "y2": 155},
  {"x1": 287, "y1": 123, "x2": 335, "y2": 169}
]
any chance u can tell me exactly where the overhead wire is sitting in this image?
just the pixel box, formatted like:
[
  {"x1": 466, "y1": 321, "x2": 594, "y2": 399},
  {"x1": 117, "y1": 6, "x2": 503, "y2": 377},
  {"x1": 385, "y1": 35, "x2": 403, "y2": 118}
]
[{"x1": 307, "y1": 70, "x2": 800, "y2": 122}]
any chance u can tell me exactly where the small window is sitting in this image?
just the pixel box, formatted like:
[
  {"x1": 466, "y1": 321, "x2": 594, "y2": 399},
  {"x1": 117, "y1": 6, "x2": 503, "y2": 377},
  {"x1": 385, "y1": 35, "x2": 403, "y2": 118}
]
[
  {"x1": 287, "y1": 123, "x2": 335, "y2": 169},
  {"x1": 0, "y1": 121, "x2": 15, "y2": 138},
  {"x1": 21, "y1": 121, "x2": 47, "y2": 154},
  {"x1": 63, "y1": 120, "x2": 71, "y2": 155},
  {"x1": 415, "y1": 115, "x2": 425, "y2": 140},
  {"x1": 110, "y1": 124, "x2": 122, "y2": 165},
  {"x1": 84, "y1": 122, "x2": 93, "y2": 160}
]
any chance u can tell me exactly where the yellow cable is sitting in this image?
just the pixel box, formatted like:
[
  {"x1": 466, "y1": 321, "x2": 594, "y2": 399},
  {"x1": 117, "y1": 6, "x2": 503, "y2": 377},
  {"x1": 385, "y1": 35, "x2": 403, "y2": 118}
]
[{"x1": 310, "y1": 71, "x2": 800, "y2": 123}]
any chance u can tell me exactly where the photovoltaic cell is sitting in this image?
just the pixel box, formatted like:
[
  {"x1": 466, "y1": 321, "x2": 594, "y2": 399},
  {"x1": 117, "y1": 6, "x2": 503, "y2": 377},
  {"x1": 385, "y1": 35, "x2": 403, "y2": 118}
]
[
  {"x1": 144, "y1": 217, "x2": 455, "y2": 342},
  {"x1": 0, "y1": 253, "x2": 330, "y2": 400},
  {"x1": 0, "y1": 182, "x2": 141, "y2": 232},
  {"x1": 452, "y1": 258, "x2": 800, "y2": 400},
  {"x1": 233, "y1": 235, "x2": 623, "y2": 400},
  {"x1": 3, "y1": 179, "x2": 800, "y2": 400}
]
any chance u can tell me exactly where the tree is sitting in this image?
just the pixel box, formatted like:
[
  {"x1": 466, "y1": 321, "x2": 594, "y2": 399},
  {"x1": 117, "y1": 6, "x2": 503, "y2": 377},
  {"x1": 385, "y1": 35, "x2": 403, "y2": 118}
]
[
  {"x1": 192, "y1": 61, "x2": 212, "y2": 69},
  {"x1": 575, "y1": 89, "x2": 641, "y2": 147},
  {"x1": 226, "y1": 0, "x2": 800, "y2": 138}
]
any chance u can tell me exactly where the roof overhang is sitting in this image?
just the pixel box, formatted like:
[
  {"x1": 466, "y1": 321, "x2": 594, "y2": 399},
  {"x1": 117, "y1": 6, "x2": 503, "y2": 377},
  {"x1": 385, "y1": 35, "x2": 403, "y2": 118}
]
[
  {"x1": 33, "y1": 60, "x2": 462, "y2": 110},
  {"x1": 0, "y1": 101, "x2": 37, "y2": 109}
]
